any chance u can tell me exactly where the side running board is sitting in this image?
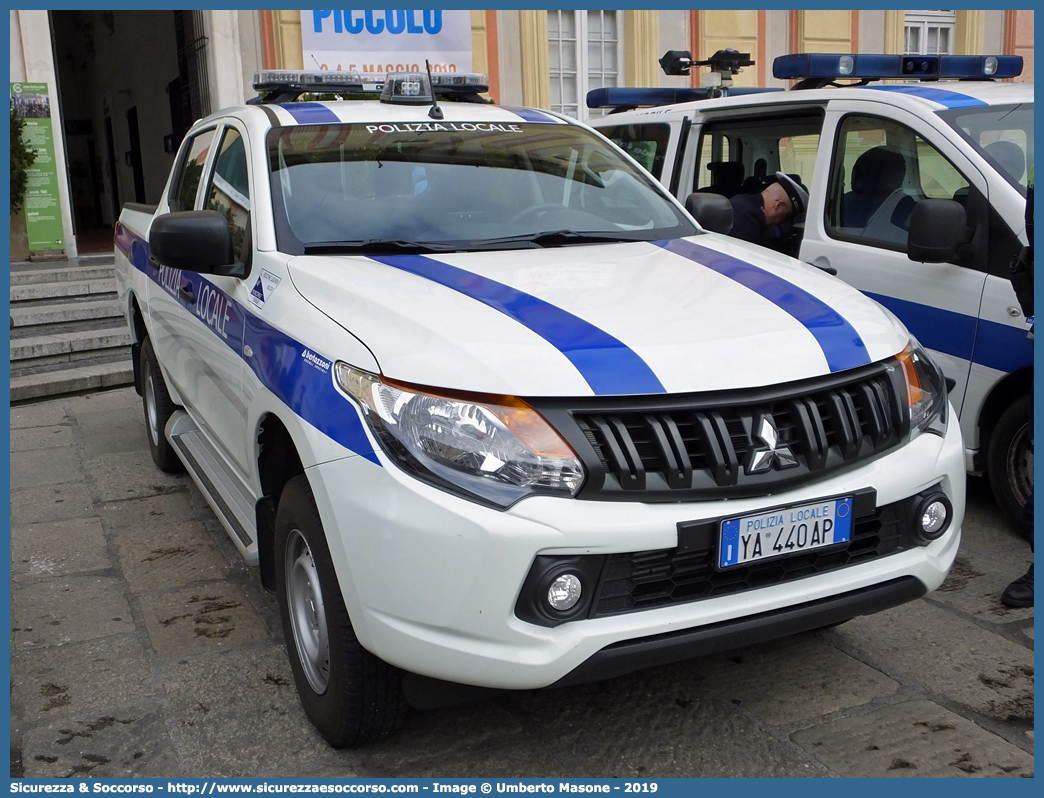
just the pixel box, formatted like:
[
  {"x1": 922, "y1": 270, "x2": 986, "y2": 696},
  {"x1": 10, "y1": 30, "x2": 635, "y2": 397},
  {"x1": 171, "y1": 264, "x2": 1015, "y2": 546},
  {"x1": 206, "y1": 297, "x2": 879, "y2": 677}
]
[{"x1": 166, "y1": 410, "x2": 259, "y2": 565}]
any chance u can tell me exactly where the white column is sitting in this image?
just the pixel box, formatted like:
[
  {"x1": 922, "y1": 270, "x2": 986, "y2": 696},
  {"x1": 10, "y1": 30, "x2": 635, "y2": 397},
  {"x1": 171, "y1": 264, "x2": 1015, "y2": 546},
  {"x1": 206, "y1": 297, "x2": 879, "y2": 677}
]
[
  {"x1": 206, "y1": 9, "x2": 246, "y2": 111},
  {"x1": 16, "y1": 9, "x2": 78, "y2": 257}
]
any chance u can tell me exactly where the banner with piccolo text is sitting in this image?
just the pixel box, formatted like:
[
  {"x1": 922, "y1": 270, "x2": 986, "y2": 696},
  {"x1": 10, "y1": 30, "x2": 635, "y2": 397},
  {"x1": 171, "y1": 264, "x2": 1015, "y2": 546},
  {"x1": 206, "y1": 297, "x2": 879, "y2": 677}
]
[{"x1": 301, "y1": 10, "x2": 472, "y2": 75}]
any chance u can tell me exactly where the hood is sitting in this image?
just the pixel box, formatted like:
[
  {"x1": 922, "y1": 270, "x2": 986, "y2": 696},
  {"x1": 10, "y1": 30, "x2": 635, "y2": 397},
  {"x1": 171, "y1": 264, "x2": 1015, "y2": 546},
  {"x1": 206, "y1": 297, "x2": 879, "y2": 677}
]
[{"x1": 287, "y1": 235, "x2": 908, "y2": 398}]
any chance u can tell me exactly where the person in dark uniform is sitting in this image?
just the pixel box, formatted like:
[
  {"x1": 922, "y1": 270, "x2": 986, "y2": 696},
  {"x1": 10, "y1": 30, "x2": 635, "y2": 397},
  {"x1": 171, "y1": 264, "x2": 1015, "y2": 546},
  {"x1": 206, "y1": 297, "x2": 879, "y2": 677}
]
[{"x1": 728, "y1": 172, "x2": 809, "y2": 250}]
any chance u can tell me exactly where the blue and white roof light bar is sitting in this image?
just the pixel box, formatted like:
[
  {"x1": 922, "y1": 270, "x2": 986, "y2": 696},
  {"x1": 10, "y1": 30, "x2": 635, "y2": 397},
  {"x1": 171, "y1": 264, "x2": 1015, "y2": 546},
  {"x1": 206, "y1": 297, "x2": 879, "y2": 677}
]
[
  {"x1": 588, "y1": 50, "x2": 1023, "y2": 110},
  {"x1": 773, "y1": 53, "x2": 1023, "y2": 82},
  {"x1": 251, "y1": 69, "x2": 489, "y2": 104}
]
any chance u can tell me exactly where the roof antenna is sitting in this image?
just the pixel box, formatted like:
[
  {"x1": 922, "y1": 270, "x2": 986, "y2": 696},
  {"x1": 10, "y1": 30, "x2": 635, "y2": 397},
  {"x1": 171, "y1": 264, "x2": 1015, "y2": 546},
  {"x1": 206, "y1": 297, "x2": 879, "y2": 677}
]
[{"x1": 425, "y1": 60, "x2": 444, "y2": 120}]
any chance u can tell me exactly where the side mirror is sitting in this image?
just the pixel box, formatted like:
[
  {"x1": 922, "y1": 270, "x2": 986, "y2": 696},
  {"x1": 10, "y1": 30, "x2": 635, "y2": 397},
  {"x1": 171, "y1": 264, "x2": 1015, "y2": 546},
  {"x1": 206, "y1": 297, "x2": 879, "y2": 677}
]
[
  {"x1": 684, "y1": 192, "x2": 734, "y2": 235},
  {"x1": 148, "y1": 210, "x2": 235, "y2": 274},
  {"x1": 907, "y1": 199, "x2": 969, "y2": 263}
]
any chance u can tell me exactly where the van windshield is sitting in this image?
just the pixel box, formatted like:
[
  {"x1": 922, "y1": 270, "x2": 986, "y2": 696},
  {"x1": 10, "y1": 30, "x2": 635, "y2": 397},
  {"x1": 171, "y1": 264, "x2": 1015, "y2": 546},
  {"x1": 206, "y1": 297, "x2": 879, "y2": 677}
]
[
  {"x1": 939, "y1": 103, "x2": 1033, "y2": 194},
  {"x1": 267, "y1": 121, "x2": 696, "y2": 254}
]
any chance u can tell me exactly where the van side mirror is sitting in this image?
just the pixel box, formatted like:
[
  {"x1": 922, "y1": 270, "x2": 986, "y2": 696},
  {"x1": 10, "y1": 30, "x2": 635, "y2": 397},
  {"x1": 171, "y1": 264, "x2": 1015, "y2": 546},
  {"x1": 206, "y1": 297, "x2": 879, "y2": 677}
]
[
  {"x1": 684, "y1": 192, "x2": 734, "y2": 235},
  {"x1": 148, "y1": 210, "x2": 238, "y2": 275},
  {"x1": 907, "y1": 199, "x2": 970, "y2": 263}
]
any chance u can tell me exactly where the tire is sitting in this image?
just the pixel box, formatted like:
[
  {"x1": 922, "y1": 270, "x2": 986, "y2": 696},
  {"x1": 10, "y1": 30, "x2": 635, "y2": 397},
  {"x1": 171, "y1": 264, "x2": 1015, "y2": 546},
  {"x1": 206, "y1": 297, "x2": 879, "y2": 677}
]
[
  {"x1": 140, "y1": 337, "x2": 184, "y2": 474},
  {"x1": 987, "y1": 394, "x2": 1033, "y2": 538},
  {"x1": 275, "y1": 475, "x2": 407, "y2": 747}
]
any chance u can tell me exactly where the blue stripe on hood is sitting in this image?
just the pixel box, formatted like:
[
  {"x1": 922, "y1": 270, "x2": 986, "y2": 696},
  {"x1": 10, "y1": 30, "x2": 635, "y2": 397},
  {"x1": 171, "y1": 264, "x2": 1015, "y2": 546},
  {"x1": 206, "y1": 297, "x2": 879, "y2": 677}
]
[
  {"x1": 368, "y1": 254, "x2": 666, "y2": 396},
  {"x1": 655, "y1": 239, "x2": 871, "y2": 373}
]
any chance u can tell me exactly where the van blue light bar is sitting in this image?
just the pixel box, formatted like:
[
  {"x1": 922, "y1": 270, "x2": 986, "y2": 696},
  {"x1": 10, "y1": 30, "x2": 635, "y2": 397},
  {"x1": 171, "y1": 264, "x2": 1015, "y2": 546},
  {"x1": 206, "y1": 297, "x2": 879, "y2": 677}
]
[
  {"x1": 587, "y1": 86, "x2": 780, "y2": 109},
  {"x1": 773, "y1": 53, "x2": 1022, "y2": 82}
]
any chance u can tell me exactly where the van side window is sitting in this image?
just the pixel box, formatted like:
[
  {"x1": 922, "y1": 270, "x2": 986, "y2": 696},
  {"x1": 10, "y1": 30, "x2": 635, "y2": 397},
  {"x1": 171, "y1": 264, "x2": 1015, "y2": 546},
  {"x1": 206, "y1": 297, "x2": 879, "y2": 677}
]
[
  {"x1": 206, "y1": 128, "x2": 252, "y2": 264},
  {"x1": 693, "y1": 111, "x2": 824, "y2": 198},
  {"x1": 827, "y1": 115, "x2": 969, "y2": 250},
  {"x1": 171, "y1": 130, "x2": 217, "y2": 211}
]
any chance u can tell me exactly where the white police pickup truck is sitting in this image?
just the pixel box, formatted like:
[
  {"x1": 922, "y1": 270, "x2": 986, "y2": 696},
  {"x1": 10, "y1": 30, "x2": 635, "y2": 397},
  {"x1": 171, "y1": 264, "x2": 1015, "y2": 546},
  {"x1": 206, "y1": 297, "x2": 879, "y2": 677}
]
[
  {"x1": 114, "y1": 69, "x2": 964, "y2": 747},
  {"x1": 592, "y1": 51, "x2": 1033, "y2": 530}
]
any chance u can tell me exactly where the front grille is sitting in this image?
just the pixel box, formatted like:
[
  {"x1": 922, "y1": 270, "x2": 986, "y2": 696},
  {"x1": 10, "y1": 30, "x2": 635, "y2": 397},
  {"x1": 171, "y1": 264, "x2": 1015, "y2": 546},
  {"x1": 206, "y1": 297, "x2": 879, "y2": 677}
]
[
  {"x1": 532, "y1": 359, "x2": 907, "y2": 502},
  {"x1": 591, "y1": 500, "x2": 909, "y2": 617}
]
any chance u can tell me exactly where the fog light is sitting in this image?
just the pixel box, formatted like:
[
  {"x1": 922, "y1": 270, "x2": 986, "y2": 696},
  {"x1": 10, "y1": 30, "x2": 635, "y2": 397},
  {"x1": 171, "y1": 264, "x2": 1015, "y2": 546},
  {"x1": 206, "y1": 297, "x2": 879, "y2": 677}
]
[
  {"x1": 918, "y1": 498, "x2": 950, "y2": 539},
  {"x1": 984, "y1": 56, "x2": 998, "y2": 76},
  {"x1": 921, "y1": 501, "x2": 947, "y2": 534},
  {"x1": 547, "y1": 574, "x2": 582, "y2": 611}
]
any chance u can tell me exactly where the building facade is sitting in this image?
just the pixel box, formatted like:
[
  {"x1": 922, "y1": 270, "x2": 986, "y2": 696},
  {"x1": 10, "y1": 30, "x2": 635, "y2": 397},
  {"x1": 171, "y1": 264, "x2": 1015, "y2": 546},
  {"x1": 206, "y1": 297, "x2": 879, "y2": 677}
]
[{"x1": 9, "y1": 9, "x2": 1034, "y2": 259}]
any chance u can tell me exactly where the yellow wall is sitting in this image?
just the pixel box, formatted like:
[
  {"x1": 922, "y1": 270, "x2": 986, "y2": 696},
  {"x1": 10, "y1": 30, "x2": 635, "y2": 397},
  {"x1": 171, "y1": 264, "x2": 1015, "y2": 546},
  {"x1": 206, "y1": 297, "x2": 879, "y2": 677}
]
[
  {"x1": 796, "y1": 10, "x2": 852, "y2": 54},
  {"x1": 700, "y1": 10, "x2": 759, "y2": 88},
  {"x1": 274, "y1": 10, "x2": 303, "y2": 69}
]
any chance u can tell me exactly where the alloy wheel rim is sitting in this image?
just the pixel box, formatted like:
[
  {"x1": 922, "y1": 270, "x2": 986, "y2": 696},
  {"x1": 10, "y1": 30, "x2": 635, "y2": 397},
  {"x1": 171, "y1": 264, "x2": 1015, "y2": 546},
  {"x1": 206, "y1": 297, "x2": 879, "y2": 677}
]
[
  {"x1": 1007, "y1": 423, "x2": 1034, "y2": 506},
  {"x1": 144, "y1": 360, "x2": 160, "y2": 447},
  {"x1": 285, "y1": 528, "x2": 331, "y2": 693}
]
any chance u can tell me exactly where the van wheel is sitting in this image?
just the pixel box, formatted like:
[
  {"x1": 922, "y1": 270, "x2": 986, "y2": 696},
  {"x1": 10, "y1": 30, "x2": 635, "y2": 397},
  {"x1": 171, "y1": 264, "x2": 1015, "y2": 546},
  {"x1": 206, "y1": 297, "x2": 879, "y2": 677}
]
[
  {"x1": 275, "y1": 475, "x2": 407, "y2": 748},
  {"x1": 987, "y1": 394, "x2": 1033, "y2": 538},
  {"x1": 140, "y1": 337, "x2": 184, "y2": 473}
]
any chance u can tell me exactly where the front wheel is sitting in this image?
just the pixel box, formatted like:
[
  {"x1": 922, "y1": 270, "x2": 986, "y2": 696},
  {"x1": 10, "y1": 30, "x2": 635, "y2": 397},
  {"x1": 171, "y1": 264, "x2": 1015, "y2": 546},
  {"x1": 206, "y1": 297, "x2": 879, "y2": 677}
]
[
  {"x1": 140, "y1": 337, "x2": 184, "y2": 473},
  {"x1": 987, "y1": 394, "x2": 1033, "y2": 539},
  {"x1": 275, "y1": 475, "x2": 406, "y2": 747}
]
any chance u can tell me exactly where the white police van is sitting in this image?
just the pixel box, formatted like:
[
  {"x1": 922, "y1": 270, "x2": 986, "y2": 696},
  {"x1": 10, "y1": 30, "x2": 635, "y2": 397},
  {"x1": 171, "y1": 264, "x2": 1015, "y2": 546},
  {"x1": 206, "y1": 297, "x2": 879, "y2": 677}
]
[
  {"x1": 591, "y1": 51, "x2": 1033, "y2": 530},
  {"x1": 114, "y1": 68, "x2": 965, "y2": 747}
]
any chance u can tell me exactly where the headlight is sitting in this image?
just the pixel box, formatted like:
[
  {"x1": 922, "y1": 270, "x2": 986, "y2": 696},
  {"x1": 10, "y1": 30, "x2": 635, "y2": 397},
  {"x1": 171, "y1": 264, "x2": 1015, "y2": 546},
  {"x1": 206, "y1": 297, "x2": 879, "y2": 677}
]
[
  {"x1": 335, "y1": 363, "x2": 585, "y2": 508},
  {"x1": 896, "y1": 343, "x2": 947, "y2": 437}
]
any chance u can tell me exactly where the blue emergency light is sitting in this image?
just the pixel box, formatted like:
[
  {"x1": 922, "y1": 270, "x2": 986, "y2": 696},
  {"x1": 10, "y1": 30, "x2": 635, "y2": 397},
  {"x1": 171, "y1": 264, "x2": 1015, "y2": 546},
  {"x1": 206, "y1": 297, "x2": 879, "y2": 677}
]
[
  {"x1": 587, "y1": 86, "x2": 780, "y2": 110},
  {"x1": 773, "y1": 53, "x2": 1023, "y2": 82}
]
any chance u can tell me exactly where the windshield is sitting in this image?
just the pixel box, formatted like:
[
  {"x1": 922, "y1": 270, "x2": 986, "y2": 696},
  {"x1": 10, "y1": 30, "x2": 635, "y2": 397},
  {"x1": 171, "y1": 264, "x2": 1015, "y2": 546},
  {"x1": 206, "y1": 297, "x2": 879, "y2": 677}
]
[
  {"x1": 268, "y1": 121, "x2": 696, "y2": 254},
  {"x1": 939, "y1": 103, "x2": 1033, "y2": 194}
]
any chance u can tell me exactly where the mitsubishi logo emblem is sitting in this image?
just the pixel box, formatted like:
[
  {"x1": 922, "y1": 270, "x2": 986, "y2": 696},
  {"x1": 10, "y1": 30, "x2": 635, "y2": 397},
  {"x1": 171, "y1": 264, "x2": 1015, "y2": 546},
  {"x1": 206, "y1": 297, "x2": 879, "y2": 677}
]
[{"x1": 746, "y1": 415, "x2": 799, "y2": 474}]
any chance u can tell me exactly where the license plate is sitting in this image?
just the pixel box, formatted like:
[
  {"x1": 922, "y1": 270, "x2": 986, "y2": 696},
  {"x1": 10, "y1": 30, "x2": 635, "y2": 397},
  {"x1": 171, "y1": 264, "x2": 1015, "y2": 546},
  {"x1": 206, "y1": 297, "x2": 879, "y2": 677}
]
[{"x1": 718, "y1": 496, "x2": 853, "y2": 569}]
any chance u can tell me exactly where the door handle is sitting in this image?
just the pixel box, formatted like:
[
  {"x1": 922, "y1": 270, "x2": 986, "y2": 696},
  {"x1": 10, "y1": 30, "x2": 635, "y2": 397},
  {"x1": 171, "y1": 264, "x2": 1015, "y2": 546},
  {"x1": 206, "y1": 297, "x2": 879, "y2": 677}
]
[
  {"x1": 810, "y1": 256, "x2": 837, "y2": 276},
  {"x1": 178, "y1": 285, "x2": 196, "y2": 304}
]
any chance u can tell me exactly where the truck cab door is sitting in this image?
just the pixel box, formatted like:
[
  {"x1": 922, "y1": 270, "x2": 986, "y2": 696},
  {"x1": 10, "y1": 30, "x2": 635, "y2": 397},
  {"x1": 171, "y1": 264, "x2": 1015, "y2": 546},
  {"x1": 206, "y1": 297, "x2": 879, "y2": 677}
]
[
  {"x1": 148, "y1": 124, "x2": 252, "y2": 480},
  {"x1": 798, "y1": 104, "x2": 990, "y2": 422}
]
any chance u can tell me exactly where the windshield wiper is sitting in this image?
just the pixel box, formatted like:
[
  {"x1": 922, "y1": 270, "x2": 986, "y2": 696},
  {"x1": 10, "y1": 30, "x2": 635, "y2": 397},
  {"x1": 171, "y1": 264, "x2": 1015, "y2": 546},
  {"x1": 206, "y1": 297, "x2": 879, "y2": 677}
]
[
  {"x1": 302, "y1": 239, "x2": 461, "y2": 255},
  {"x1": 471, "y1": 230, "x2": 638, "y2": 250}
]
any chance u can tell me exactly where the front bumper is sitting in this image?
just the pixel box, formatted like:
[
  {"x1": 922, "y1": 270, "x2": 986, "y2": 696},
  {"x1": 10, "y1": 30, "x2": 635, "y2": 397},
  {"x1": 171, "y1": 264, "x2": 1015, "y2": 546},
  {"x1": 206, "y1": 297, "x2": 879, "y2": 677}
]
[{"x1": 306, "y1": 408, "x2": 964, "y2": 692}]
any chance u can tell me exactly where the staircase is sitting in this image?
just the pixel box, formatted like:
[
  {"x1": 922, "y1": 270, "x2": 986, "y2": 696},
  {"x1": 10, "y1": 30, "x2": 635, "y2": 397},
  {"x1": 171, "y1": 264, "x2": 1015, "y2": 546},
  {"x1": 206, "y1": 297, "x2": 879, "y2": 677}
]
[{"x1": 10, "y1": 254, "x2": 135, "y2": 402}]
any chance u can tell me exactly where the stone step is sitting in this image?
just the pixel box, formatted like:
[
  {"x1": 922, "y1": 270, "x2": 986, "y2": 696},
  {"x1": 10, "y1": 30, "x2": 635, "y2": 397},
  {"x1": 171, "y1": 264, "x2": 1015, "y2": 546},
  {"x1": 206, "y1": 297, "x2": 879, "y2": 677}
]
[
  {"x1": 9, "y1": 316, "x2": 131, "y2": 341},
  {"x1": 10, "y1": 326, "x2": 132, "y2": 365},
  {"x1": 10, "y1": 278, "x2": 118, "y2": 302},
  {"x1": 10, "y1": 358, "x2": 134, "y2": 403},
  {"x1": 10, "y1": 297, "x2": 123, "y2": 329},
  {"x1": 9, "y1": 263, "x2": 115, "y2": 286}
]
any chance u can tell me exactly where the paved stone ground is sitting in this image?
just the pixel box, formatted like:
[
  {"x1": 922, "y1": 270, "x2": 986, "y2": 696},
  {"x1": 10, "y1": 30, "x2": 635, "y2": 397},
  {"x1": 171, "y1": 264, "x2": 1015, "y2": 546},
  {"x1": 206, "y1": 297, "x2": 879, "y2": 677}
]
[{"x1": 9, "y1": 388, "x2": 1035, "y2": 778}]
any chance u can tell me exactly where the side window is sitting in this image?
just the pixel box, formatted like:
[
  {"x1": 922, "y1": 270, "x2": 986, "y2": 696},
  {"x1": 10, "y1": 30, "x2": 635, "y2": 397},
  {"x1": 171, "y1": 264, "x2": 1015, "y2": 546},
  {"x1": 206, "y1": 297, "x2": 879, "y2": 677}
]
[
  {"x1": 693, "y1": 112, "x2": 824, "y2": 198},
  {"x1": 206, "y1": 128, "x2": 251, "y2": 264},
  {"x1": 778, "y1": 133, "x2": 820, "y2": 186},
  {"x1": 171, "y1": 130, "x2": 217, "y2": 211},
  {"x1": 827, "y1": 115, "x2": 969, "y2": 250},
  {"x1": 598, "y1": 123, "x2": 671, "y2": 179}
]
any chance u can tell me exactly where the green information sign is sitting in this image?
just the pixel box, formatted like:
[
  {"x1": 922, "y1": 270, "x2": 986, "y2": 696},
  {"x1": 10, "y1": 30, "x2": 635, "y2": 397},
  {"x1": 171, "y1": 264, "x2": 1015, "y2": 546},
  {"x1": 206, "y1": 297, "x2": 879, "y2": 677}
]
[{"x1": 11, "y1": 81, "x2": 66, "y2": 253}]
